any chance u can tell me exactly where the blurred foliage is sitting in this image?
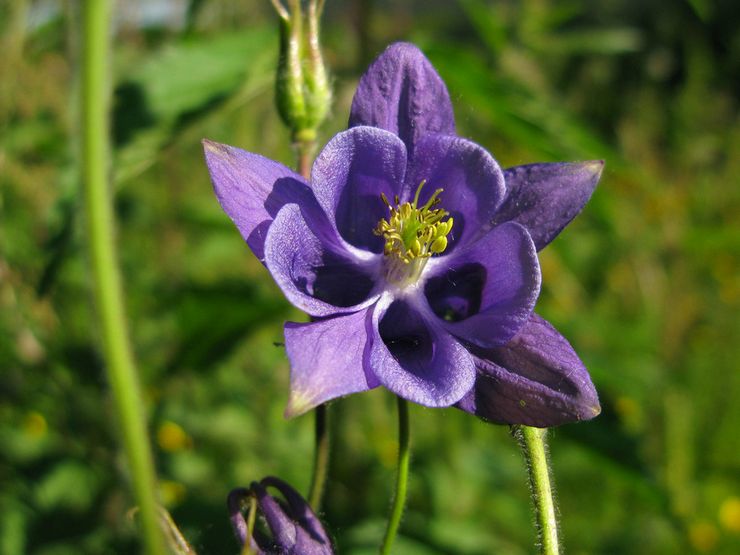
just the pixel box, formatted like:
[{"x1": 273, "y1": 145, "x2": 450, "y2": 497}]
[{"x1": 1, "y1": 0, "x2": 739, "y2": 553}]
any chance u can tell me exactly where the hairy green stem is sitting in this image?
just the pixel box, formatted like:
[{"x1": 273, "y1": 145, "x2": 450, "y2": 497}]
[
  {"x1": 307, "y1": 403, "x2": 330, "y2": 510},
  {"x1": 380, "y1": 397, "x2": 410, "y2": 555},
  {"x1": 515, "y1": 426, "x2": 560, "y2": 555},
  {"x1": 80, "y1": 2, "x2": 164, "y2": 553}
]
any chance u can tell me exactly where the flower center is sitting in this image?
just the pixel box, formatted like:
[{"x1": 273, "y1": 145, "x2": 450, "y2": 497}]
[{"x1": 374, "y1": 180, "x2": 453, "y2": 286}]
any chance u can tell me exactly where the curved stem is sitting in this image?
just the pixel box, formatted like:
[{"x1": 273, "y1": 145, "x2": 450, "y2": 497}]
[
  {"x1": 80, "y1": 2, "x2": 164, "y2": 553},
  {"x1": 380, "y1": 397, "x2": 411, "y2": 555},
  {"x1": 241, "y1": 495, "x2": 258, "y2": 555},
  {"x1": 514, "y1": 426, "x2": 560, "y2": 555},
  {"x1": 307, "y1": 403, "x2": 330, "y2": 510}
]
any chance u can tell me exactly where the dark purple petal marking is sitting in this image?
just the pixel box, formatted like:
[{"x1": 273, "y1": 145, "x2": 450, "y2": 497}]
[
  {"x1": 456, "y1": 314, "x2": 601, "y2": 427},
  {"x1": 311, "y1": 127, "x2": 408, "y2": 253},
  {"x1": 203, "y1": 139, "x2": 319, "y2": 261},
  {"x1": 425, "y1": 221, "x2": 541, "y2": 348},
  {"x1": 405, "y1": 133, "x2": 505, "y2": 252},
  {"x1": 494, "y1": 161, "x2": 604, "y2": 251},
  {"x1": 349, "y1": 42, "x2": 455, "y2": 160},
  {"x1": 368, "y1": 294, "x2": 476, "y2": 407},
  {"x1": 424, "y1": 263, "x2": 486, "y2": 322},
  {"x1": 284, "y1": 307, "x2": 379, "y2": 418},
  {"x1": 265, "y1": 204, "x2": 380, "y2": 317}
]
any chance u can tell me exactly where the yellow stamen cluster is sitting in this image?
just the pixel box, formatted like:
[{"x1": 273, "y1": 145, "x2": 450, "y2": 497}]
[{"x1": 374, "y1": 180, "x2": 453, "y2": 285}]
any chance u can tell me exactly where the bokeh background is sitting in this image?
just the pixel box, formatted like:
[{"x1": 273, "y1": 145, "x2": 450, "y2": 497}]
[{"x1": 1, "y1": 0, "x2": 739, "y2": 553}]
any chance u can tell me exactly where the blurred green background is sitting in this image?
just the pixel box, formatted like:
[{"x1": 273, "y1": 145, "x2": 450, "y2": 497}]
[{"x1": 1, "y1": 0, "x2": 739, "y2": 553}]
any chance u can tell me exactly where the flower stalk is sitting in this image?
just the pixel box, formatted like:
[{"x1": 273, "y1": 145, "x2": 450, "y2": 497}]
[
  {"x1": 514, "y1": 425, "x2": 560, "y2": 555},
  {"x1": 80, "y1": 1, "x2": 164, "y2": 553},
  {"x1": 380, "y1": 397, "x2": 411, "y2": 555},
  {"x1": 308, "y1": 403, "x2": 330, "y2": 510}
]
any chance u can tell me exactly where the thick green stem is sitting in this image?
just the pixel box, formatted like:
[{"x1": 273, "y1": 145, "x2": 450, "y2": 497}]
[
  {"x1": 80, "y1": 2, "x2": 164, "y2": 553},
  {"x1": 380, "y1": 397, "x2": 411, "y2": 555},
  {"x1": 307, "y1": 403, "x2": 330, "y2": 510},
  {"x1": 515, "y1": 426, "x2": 560, "y2": 555}
]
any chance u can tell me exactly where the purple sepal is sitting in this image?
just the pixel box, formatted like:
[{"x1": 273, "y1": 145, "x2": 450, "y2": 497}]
[
  {"x1": 456, "y1": 314, "x2": 601, "y2": 427},
  {"x1": 349, "y1": 42, "x2": 455, "y2": 160},
  {"x1": 203, "y1": 139, "x2": 320, "y2": 261},
  {"x1": 284, "y1": 307, "x2": 379, "y2": 418},
  {"x1": 494, "y1": 161, "x2": 604, "y2": 251}
]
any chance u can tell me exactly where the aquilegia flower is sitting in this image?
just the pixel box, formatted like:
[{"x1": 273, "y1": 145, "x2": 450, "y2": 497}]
[
  {"x1": 228, "y1": 477, "x2": 334, "y2": 554},
  {"x1": 204, "y1": 42, "x2": 601, "y2": 427}
]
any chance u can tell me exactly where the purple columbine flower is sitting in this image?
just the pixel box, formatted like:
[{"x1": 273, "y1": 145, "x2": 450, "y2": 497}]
[
  {"x1": 228, "y1": 477, "x2": 334, "y2": 554},
  {"x1": 204, "y1": 42, "x2": 602, "y2": 427}
]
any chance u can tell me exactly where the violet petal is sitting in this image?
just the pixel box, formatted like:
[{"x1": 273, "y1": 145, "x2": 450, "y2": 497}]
[
  {"x1": 494, "y1": 161, "x2": 604, "y2": 251},
  {"x1": 203, "y1": 139, "x2": 318, "y2": 261},
  {"x1": 349, "y1": 42, "x2": 455, "y2": 160},
  {"x1": 368, "y1": 294, "x2": 476, "y2": 407},
  {"x1": 425, "y1": 221, "x2": 541, "y2": 348},
  {"x1": 405, "y1": 133, "x2": 505, "y2": 252},
  {"x1": 456, "y1": 313, "x2": 601, "y2": 427},
  {"x1": 311, "y1": 126, "x2": 408, "y2": 254},
  {"x1": 264, "y1": 204, "x2": 380, "y2": 317},
  {"x1": 284, "y1": 307, "x2": 379, "y2": 418}
]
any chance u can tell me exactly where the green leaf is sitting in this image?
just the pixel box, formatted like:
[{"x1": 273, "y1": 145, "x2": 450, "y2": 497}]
[
  {"x1": 34, "y1": 460, "x2": 100, "y2": 512},
  {"x1": 113, "y1": 27, "x2": 275, "y2": 184}
]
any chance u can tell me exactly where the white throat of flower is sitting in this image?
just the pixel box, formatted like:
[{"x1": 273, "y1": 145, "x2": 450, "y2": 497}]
[{"x1": 374, "y1": 180, "x2": 453, "y2": 287}]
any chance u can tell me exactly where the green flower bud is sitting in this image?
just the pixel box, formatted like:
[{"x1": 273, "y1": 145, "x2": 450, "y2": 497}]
[{"x1": 273, "y1": 0, "x2": 331, "y2": 143}]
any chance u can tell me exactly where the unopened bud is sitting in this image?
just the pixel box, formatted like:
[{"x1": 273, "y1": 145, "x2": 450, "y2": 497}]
[
  {"x1": 228, "y1": 477, "x2": 334, "y2": 554},
  {"x1": 273, "y1": 0, "x2": 331, "y2": 143}
]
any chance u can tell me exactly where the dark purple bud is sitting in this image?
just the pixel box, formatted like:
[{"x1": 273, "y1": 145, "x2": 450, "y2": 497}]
[{"x1": 228, "y1": 477, "x2": 334, "y2": 554}]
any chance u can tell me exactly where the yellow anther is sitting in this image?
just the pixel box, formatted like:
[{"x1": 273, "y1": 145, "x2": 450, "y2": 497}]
[
  {"x1": 430, "y1": 236, "x2": 448, "y2": 254},
  {"x1": 373, "y1": 180, "x2": 453, "y2": 285},
  {"x1": 410, "y1": 239, "x2": 422, "y2": 257}
]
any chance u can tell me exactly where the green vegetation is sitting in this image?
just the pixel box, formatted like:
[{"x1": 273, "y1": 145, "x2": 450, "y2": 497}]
[{"x1": 1, "y1": 1, "x2": 738, "y2": 553}]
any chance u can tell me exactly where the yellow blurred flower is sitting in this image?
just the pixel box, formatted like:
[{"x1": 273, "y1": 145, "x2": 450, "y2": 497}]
[
  {"x1": 23, "y1": 411, "x2": 47, "y2": 438},
  {"x1": 688, "y1": 521, "x2": 719, "y2": 553},
  {"x1": 614, "y1": 396, "x2": 642, "y2": 431},
  {"x1": 159, "y1": 480, "x2": 187, "y2": 507},
  {"x1": 157, "y1": 421, "x2": 192, "y2": 452},
  {"x1": 719, "y1": 497, "x2": 740, "y2": 533}
]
